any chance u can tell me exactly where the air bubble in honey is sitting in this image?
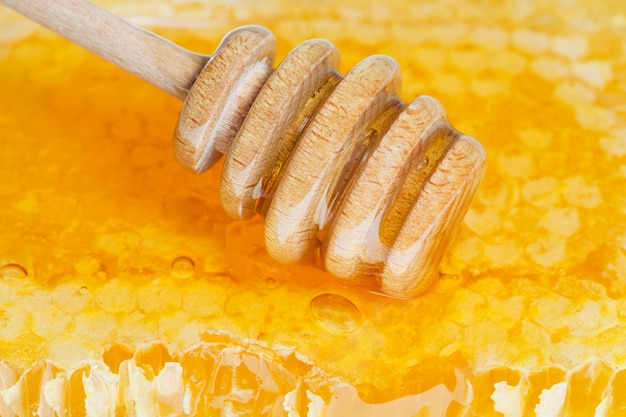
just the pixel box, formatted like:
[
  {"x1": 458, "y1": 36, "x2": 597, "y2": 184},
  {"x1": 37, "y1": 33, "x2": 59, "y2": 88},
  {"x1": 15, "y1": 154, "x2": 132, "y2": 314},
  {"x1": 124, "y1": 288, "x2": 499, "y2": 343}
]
[
  {"x1": 0, "y1": 264, "x2": 28, "y2": 282},
  {"x1": 260, "y1": 276, "x2": 281, "y2": 289},
  {"x1": 170, "y1": 256, "x2": 195, "y2": 279},
  {"x1": 310, "y1": 293, "x2": 363, "y2": 333}
]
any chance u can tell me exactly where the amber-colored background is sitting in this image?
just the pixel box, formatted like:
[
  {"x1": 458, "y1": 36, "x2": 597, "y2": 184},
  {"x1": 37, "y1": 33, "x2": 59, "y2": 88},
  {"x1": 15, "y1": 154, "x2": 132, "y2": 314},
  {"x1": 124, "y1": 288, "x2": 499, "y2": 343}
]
[{"x1": 1, "y1": 0, "x2": 626, "y2": 415}]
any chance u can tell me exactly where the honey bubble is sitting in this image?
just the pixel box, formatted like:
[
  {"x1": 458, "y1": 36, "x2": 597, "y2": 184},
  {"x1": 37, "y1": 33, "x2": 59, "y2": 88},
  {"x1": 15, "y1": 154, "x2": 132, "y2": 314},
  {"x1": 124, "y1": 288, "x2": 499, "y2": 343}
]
[
  {"x1": 310, "y1": 293, "x2": 363, "y2": 334},
  {"x1": 0, "y1": 264, "x2": 28, "y2": 282},
  {"x1": 170, "y1": 256, "x2": 195, "y2": 279}
]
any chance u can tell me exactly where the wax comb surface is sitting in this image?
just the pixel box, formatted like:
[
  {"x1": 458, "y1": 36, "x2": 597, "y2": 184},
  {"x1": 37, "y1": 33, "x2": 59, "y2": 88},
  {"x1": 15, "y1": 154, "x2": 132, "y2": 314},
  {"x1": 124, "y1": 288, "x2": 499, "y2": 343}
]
[{"x1": 1, "y1": 0, "x2": 625, "y2": 415}]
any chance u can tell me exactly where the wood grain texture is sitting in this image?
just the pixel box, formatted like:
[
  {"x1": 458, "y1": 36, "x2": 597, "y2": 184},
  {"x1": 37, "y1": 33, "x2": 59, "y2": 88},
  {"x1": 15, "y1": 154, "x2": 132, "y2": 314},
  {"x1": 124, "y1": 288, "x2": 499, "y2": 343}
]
[
  {"x1": 322, "y1": 96, "x2": 448, "y2": 280},
  {"x1": 264, "y1": 55, "x2": 401, "y2": 264},
  {"x1": 173, "y1": 26, "x2": 275, "y2": 173},
  {"x1": 0, "y1": 0, "x2": 209, "y2": 99},
  {"x1": 382, "y1": 134, "x2": 486, "y2": 297},
  {"x1": 2, "y1": 0, "x2": 488, "y2": 297},
  {"x1": 220, "y1": 39, "x2": 340, "y2": 220}
]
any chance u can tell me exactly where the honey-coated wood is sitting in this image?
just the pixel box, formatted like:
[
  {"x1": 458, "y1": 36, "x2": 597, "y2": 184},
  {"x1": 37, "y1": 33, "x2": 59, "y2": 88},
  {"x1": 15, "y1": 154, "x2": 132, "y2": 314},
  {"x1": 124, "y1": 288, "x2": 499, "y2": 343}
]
[{"x1": 2, "y1": 0, "x2": 487, "y2": 297}]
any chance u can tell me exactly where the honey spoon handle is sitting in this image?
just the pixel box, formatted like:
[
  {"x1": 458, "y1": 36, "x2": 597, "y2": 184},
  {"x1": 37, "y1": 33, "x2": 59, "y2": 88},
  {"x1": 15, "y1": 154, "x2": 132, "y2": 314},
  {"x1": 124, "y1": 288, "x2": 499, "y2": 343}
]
[{"x1": 1, "y1": 0, "x2": 209, "y2": 99}]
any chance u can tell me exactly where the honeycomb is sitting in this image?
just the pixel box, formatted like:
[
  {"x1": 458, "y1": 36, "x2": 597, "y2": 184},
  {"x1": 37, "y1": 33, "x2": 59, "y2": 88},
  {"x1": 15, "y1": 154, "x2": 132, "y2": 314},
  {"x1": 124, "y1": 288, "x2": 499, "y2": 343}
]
[{"x1": 1, "y1": 0, "x2": 626, "y2": 415}]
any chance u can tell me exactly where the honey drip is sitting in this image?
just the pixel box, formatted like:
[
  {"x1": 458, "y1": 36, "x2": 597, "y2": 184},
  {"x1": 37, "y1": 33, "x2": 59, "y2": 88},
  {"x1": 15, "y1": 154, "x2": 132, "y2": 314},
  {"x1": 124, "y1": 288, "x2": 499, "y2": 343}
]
[{"x1": 174, "y1": 26, "x2": 487, "y2": 298}]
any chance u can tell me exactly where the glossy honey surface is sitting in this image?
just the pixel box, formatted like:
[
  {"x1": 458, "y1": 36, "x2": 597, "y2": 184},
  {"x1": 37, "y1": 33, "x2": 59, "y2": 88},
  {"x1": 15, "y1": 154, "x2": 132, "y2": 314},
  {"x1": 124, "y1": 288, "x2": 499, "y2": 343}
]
[{"x1": 1, "y1": 0, "x2": 626, "y2": 415}]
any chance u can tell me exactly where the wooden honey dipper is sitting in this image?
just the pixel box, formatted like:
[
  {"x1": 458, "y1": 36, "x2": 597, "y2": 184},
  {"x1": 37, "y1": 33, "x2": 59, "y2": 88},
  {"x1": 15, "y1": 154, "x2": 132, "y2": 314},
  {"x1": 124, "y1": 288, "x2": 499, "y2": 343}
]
[{"x1": 2, "y1": 0, "x2": 487, "y2": 298}]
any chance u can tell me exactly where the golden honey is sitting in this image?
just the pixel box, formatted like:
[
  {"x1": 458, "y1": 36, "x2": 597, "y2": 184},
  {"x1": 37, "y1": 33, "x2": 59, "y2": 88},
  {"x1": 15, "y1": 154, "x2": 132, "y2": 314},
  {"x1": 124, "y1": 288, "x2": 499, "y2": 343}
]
[{"x1": 1, "y1": 0, "x2": 626, "y2": 415}]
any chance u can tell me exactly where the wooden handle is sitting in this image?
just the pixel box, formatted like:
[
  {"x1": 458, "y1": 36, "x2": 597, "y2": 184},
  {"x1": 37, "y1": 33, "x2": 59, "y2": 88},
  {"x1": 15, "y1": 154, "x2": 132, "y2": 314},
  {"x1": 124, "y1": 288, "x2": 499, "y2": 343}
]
[
  {"x1": 0, "y1": 0, "x2": 209, "y2": 99},
  {"x1": 2, "y1": 0, "x2": 488, "y2": 298}
]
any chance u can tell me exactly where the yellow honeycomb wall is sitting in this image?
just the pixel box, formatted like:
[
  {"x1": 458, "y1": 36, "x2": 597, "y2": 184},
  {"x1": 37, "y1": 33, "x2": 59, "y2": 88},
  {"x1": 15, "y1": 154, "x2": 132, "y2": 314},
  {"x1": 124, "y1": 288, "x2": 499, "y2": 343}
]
[{"x1": 1, "y1": 0, "x2": 626, "y2": 415}]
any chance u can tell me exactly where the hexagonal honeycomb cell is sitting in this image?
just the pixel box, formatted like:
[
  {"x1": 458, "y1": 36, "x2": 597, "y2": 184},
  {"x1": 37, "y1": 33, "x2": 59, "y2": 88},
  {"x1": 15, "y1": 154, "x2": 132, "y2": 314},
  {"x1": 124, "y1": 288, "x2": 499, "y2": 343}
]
[{"x1": 1, "y1": 0, "x2": 626, "y2": 415}]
